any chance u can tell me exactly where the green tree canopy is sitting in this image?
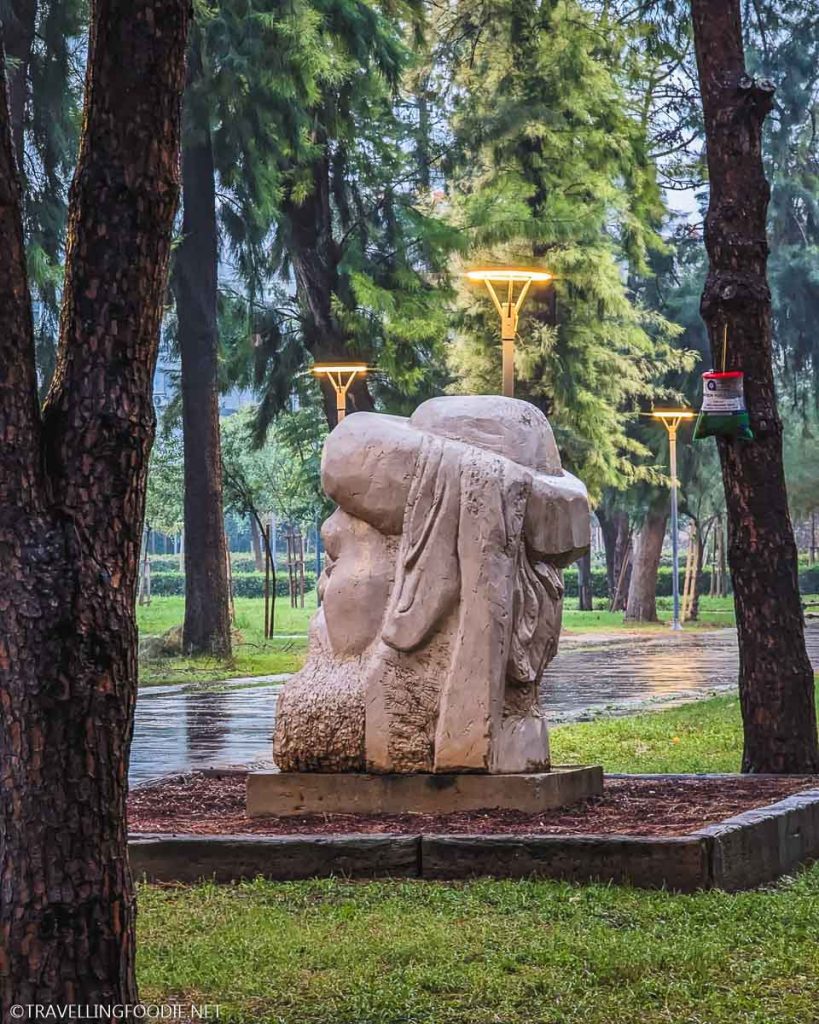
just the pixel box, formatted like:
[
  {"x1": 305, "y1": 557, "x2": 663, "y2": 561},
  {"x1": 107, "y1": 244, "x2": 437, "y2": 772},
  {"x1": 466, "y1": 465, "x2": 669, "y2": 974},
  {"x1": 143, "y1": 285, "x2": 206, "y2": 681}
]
[{"x1": 438, "y1": 0, "x2": 693, "y2": 500}]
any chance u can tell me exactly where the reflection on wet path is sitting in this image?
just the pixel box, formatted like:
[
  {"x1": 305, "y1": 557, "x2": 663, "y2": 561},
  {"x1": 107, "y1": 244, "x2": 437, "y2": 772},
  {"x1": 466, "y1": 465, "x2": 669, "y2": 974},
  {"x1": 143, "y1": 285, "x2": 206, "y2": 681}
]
[{"x1": 130, "y1": 627, "x2": 819, "y2": 784}]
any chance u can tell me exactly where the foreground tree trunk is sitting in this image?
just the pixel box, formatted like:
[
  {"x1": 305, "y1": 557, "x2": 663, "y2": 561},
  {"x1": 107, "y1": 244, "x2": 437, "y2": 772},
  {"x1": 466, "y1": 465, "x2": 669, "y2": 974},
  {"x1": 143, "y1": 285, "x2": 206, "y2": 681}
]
[
  {"x1": 174, "y1": 34, "x2": 232, "y2": 657},
  {"x1": 0, "y1": 0, "x2": 188, "y2": 1010},
  {"x1": 691, "y1": 0, "x2": 819, "y2": 772},
  {"x1": 625, "y1": 500, "x2": 667, "y2": 623}
]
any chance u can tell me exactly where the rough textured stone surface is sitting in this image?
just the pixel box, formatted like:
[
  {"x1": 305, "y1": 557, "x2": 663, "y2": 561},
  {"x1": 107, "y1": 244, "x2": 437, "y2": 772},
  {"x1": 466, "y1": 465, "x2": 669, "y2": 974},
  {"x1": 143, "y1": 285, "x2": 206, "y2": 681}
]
[
  {"x1": 420, "y1": 834, "x2": 712, "y2": 891},
  {"x1": 129, "y1": 833, "x2": 420, "y2": 883},
  {"x1": 696, "y1": 787, "x2": 819, "y2": 890},
  {"x1": 274, "y1": 396, "x2": 590, "y2": 775},
  {"x1": 246, "y1": 767, "x2": 603, "y2": 818}
]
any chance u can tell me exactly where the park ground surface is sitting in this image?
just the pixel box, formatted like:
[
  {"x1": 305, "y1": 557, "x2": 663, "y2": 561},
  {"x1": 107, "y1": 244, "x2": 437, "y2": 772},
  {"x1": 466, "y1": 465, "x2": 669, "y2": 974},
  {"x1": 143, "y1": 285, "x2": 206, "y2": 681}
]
[
  {"x1": 135, "y1": 692, "x2": 819, "y2": 1023},
  {"x1": 136, "y1": 594, "x2": 745, "y2": 686}
]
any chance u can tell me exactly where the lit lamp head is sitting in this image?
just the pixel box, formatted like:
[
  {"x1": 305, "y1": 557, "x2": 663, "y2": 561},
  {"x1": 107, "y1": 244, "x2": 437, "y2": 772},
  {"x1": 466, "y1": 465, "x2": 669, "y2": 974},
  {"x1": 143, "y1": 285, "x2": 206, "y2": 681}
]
[
  {"x1": 648, "y1": 409, "x2": 697, "y2": 435},
  {"x1": 464, "y1": 267, "x2": 552, "y2": 398},
  {"x1": 310, "y1": 362, "x2": 371, "y2": 423}
]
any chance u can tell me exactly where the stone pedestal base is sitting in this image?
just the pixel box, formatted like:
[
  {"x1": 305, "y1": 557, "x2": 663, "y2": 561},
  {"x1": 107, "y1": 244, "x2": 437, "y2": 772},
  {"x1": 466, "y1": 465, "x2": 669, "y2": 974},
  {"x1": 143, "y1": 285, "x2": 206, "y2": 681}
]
[{"x1": 246, "y1": 766, "x2": 603, "y2": 818}]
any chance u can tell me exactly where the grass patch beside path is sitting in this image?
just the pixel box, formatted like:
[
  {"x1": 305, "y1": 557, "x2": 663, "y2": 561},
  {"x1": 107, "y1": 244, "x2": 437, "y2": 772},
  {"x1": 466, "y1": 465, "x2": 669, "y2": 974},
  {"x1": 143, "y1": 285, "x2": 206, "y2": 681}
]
[
  {"x1": 562, "y1": 595, "x2": 737, "y2": 633},
  {"x1": 137, "y1": 596, "x2": 313, "y2": 686},
  {"x1": 138, "y1": 870, "x2": 819, "y2": 1024},
  {"x1": 550, "y1": 693, "x2": 747, "y2": 774},
  {"x1": 137, "y1": 594, "x2": 315, "y2": 638}
]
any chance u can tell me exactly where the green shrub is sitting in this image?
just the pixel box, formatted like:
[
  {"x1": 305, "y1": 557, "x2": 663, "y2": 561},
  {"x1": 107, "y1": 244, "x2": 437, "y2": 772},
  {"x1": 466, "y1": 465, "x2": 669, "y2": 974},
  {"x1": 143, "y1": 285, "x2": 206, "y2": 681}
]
[
  {"x1": 231, "y1": 556, "x2": 261, "y2": 573},
  {"x1": 146, "y1": 557, "x2": 181, "y2": 573},
  {"x1": 147, "y1": 564, "x2": 819, "y2": 601},
  {"x1": 150, "y1": 570, "x2": 317, "y2": 599}
]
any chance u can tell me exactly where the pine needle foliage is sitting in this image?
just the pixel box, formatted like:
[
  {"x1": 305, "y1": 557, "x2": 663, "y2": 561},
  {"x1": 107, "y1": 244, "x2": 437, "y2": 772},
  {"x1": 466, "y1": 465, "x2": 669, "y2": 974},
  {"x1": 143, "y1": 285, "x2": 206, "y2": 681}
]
[
  {"x1": 190, "y1": 0, "x2": 463, "y2": 432},
  {"x1": 438, "y1": 0, "x2": 692, "y2": 500}
]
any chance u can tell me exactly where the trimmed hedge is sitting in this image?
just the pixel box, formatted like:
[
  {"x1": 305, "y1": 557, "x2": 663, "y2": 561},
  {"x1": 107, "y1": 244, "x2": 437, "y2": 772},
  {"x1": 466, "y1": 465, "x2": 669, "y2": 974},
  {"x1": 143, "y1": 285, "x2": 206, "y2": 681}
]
[
  {"x1": 149, "y1": 571, "x2": 317, "y2": 599},
  {"x1": 146, "y1": 565, "x2": 819, "y2": 601},
  {"x1": 562, "y1": 566, "x2": 728, "y2": 599},
  {"x1": 149, "y1": 556, "x2": 277, "y2": 574}
]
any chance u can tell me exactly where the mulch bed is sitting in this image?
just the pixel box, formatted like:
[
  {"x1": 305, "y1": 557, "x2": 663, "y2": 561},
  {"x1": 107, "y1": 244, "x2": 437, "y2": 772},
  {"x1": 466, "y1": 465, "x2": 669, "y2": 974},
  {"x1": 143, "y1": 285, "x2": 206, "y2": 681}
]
[{"x1": 128, "y1": 772, "x2": 817, "y2": 838}]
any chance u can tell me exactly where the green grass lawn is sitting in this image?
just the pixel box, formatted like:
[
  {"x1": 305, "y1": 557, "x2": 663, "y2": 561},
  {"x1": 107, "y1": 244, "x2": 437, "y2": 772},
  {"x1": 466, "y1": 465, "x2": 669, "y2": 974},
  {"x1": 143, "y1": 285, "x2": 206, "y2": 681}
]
[
  {"x1": 551, "y1": 693, "x2": 746, "y2": 773},
  {"x1": 135, "y1": 693, "x2": 819, "y2": 1022},
  {"x1": 137, "y1": 870, "x2": 819, "y2": 1024},
  {"x1": 137, "y1": 596, "x2": 314, "y2": 685},
  {"x1": 136, "y1": 594, "x2": 743, "y2": 685},
  {"x1": 137, "y1": 594, "x2": 316, "y2": 637},
  {"x1": 562, "y1": 595, "x2": 737, "y2": 632}
]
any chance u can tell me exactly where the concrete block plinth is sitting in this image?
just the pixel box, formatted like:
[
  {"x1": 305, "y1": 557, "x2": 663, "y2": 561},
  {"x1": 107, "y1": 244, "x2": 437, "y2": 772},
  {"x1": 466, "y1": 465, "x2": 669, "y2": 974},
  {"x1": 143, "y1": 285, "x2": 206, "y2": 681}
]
[{"x1": 246, "y1": 766, "x2": 603, "y2": 818}]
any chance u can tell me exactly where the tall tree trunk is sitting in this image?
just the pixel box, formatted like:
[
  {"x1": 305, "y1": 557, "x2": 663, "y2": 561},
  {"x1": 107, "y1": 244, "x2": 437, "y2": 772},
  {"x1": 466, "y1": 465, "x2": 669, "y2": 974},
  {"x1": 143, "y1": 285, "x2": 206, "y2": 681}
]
[
  {"x1": 2, "y1": 0, "x2": 38, "y2": 173},
  {"x1": 689, "y1": 518, "x2": 706, "y2": 623},
  {"x1": 598, "y1": 503, "x2": 631, "y2": 611},
  {"x1": 576, "y1": 551, "x2": 593, "y2": 611},
  {"x1": 250, "y1": 514, "x2": 265, "y2": 571},
  {"x1": 0, "y1": 0, "x2": 188, "y2": 1010},
  {"x1": 625, "y1": 500, "x2": 667, "y2": 623},
  {"x1": 281, "y1": 150, "x2": 374, "y2": 428},
  {"x1": 174, "y1": 37, "x2": 231, "y2": 657},
  {"x1": 691, "y1": 0, "x2": 819, "y2": 772}
]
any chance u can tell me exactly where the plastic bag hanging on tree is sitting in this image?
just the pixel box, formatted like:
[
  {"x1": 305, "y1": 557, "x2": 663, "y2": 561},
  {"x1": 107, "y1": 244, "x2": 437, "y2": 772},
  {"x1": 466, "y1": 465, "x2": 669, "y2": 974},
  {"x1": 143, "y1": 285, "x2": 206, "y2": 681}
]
[{"x1": 693, "y1": 370, "x2": 754, "y2": 441}]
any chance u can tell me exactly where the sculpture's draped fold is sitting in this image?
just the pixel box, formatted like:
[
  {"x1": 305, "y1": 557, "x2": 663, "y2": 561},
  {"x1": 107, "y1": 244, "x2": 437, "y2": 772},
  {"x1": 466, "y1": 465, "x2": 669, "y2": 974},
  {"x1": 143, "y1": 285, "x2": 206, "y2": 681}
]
[{"x1": 273, "y1": 396, "x2": 590, "y2": 775}]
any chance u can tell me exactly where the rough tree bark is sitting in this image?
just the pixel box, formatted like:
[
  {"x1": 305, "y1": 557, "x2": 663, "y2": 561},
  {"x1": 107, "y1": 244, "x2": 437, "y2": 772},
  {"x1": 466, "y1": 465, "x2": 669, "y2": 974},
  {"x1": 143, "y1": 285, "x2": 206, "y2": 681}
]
[
  {"x1": 280, "y1": 149, "x2": 374, "y2": 428},
  {"x1": 691, "y1": 0, "x2": 819, "y2": 772},
  {"x1": 625, "y1": 499, "x2": 667, "y2": 623},
  {"x1": 173, "y1": 34, "x2": 232, "y2": 657},
  {"x1": 0, "y1": 0, "x2": 188, "y2": 1009}
]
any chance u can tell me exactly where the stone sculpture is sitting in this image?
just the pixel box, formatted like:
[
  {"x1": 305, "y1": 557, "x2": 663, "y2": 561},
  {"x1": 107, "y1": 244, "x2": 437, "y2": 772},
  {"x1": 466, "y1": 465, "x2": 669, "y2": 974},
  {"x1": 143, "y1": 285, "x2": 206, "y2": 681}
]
[{"x1": 273, "y1": 396, "x2": 590, "y2": 776}]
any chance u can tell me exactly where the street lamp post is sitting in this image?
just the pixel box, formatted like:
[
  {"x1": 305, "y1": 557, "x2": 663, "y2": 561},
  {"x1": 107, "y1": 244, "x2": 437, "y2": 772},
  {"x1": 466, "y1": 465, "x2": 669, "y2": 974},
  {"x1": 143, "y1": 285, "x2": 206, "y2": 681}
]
[
  {"x1": 310, "y1": 363, "x2": 370, "y2": 422},
  {"x1": 650, "y1": 410, "x2": 696, "y2": 631},
  {"x1": 465, "y1": 268, "x2": 552, "y2": 397}
]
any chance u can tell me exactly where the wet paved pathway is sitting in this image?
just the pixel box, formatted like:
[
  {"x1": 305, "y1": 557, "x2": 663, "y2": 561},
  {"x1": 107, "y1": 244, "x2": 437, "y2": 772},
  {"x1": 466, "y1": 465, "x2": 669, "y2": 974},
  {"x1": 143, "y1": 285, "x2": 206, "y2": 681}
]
[{"x1": 130, "y1": 625, "x2": 819, "y2": 785}]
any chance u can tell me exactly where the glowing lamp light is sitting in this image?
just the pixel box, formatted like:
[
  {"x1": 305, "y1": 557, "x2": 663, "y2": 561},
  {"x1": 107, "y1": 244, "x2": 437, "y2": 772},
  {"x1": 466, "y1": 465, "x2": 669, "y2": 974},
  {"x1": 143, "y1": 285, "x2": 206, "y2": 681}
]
[
  {"x1": 310, "y1": 362, "x2": 371, "y2": 422},
  {"x1": 645, "y1": 408, "x2": 696, "y2": 631},
  {"x1": 464, "y1": 266, "x2": 553, "y2": 396}
]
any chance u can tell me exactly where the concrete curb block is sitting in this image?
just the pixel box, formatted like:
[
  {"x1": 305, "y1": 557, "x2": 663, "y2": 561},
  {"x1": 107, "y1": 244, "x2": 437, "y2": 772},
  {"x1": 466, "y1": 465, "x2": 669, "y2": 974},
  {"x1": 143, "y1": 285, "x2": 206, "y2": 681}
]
[
  {"x1": 129, "y1": 787, "x2": 819, "y2": 892},
  {"x1": 693, "y1": 787, "x2": 819, "y2": 890},
  {"x1": 129, "y1": 833, "x2": 421, "y2": 882},
  {"x1": 419, "y1": 834, "x2": 711, "y2": 891}
]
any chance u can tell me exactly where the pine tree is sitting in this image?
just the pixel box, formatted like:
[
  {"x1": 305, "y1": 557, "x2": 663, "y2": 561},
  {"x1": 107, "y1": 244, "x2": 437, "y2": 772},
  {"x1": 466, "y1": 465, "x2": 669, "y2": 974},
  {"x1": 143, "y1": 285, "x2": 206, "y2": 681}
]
[
  {"x1": 0, "y1": 0, "x2": 188, "y2": 1004},
  {"x1": 691, "y1": 0, "x2": 818, "y2": 773},
  {"x1": 1, "y1": 0, "x2": 84, "y2": 390},
  {"x1": 246, "y1": 0, "x2": 462, "y2": 429},
  {"x1": 440, "y1": 0, "x2": 692, "y2": 501},
  {"x1": 170, "y1": 0, "x2": 330, "y2": 654}
]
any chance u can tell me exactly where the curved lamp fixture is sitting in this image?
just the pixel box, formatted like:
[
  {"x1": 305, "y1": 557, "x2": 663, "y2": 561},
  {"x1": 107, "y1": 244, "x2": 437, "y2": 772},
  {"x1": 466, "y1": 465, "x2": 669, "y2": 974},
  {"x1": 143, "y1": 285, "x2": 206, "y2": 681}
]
[{"x1": 465, "y1": 267, "x2": 553, "y2": 397}]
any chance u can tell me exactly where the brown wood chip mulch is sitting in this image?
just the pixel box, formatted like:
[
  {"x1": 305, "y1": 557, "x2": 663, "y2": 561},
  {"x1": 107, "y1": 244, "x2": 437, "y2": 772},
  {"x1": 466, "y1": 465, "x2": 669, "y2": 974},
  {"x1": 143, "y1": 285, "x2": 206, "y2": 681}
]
[{"x1": 128, "y1": 772, "x2": 818, "y2": 838}]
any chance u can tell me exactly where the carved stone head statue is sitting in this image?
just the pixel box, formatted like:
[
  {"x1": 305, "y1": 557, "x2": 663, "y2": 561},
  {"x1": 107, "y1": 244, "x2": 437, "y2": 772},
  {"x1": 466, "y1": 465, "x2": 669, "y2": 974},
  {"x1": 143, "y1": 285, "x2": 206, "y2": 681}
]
[{"x1": 274, "y1": 396, "x2": 590, "y2": 775}]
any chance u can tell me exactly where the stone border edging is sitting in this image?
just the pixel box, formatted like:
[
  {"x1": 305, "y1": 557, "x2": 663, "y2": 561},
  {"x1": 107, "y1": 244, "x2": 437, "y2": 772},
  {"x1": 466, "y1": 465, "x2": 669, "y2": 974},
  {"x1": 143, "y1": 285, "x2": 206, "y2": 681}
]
[{"x1": 128, "y1": 781, "x2": 819, "y2": 892}]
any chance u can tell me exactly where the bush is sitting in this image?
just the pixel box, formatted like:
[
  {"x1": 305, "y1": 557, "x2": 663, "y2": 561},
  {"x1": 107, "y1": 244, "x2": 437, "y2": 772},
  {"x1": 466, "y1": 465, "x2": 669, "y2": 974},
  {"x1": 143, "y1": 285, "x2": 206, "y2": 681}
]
[
  {"x1": 562, "y1": 566, "x2": 728, "y2": 599},
  {"x1": 146, "y1": 564, "x2": 819, "y2": 601},
  {"x1": 147, "y1": 557, "x2": 181, "y2": 573},
  {"x1": 231, "y1": 556, "x2": 261, "y2": 573},
  {"x1": 150, "y1": 570, "x2": 317, "y2": 599}
]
